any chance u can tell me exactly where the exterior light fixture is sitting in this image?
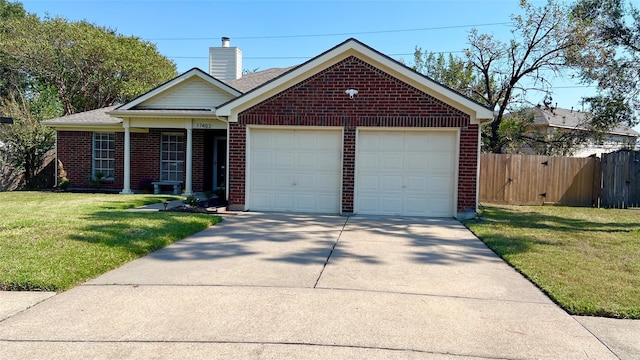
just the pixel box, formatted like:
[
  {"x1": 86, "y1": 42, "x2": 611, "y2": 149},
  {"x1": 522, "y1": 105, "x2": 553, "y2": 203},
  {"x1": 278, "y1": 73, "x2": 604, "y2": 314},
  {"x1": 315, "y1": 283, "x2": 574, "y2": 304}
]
[{"x1": 345, "y1": 89, "x2": 358, "y2": 99}]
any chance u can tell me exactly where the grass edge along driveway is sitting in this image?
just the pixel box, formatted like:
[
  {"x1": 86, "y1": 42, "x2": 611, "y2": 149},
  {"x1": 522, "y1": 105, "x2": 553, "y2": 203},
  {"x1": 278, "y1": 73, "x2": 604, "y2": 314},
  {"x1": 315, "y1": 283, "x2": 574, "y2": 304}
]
[
  {"x1": 0, "y1": 192, "x2": 221, "y2": 292},
  {"x1": 463, "y1": 204, "x2": 640, "y2": 319}
]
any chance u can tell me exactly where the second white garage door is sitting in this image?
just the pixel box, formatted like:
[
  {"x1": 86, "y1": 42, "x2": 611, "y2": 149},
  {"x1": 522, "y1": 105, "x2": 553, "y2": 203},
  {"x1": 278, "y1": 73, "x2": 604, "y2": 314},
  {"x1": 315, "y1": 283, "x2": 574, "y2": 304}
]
[
  {"x1": 248, "y1": 128, "x2": 342, "y2": 213},
  {"x1": 356, "y1": 130, "x2": 457, "y2": 217}
]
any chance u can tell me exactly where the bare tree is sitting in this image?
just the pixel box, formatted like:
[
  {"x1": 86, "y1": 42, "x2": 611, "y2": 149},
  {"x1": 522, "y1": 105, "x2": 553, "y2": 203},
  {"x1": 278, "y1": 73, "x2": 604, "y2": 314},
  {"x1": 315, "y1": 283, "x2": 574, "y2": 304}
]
[{"x1": 465, "y1": 0, "x2": 585, "y2": 153}]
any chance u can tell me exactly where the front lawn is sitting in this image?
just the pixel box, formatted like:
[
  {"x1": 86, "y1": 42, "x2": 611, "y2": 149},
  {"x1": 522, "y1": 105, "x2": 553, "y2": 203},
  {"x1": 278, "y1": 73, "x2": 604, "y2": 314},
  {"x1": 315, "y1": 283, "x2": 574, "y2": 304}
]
[
  {"x1": 0, "y1": 192, "x2": 221, "y2": 292},
  {"x1": 463, "y1": 204, "x2": 640, "y2": 319}
]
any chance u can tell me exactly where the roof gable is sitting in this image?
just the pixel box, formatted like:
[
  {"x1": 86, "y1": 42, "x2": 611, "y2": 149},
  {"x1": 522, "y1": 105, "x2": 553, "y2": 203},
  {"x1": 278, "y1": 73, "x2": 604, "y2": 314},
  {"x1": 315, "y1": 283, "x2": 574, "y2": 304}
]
[
  {"x1": 117, "y1": 68, "x2": 242, "y2": 111},
  {"x1": 216, "y1": 38, "x2": 494, "y2": 124}
]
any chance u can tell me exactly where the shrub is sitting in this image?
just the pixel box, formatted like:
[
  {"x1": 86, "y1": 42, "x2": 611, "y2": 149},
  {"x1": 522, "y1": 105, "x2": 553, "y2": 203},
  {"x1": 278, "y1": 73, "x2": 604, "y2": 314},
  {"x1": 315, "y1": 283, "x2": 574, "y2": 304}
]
[{"x1": 59, "y1": 177, "x2": 70, "y2": 190}]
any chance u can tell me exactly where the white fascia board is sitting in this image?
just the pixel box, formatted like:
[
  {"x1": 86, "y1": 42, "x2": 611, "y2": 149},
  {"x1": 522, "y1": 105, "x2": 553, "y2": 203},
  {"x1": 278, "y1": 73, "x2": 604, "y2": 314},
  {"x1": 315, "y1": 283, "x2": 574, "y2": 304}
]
[
  {"x1": 118, "y1": 69, "x2": 242, "y2": 111},
  {"x1": 44, "y1": 124, "x2": 147, "y2": 133},
  {"x1": 216, "y1": 39, "x2": 494, "y2": 124},
  {"x1": 107, "y1": 110, "x2": 225, "y2": 121}
]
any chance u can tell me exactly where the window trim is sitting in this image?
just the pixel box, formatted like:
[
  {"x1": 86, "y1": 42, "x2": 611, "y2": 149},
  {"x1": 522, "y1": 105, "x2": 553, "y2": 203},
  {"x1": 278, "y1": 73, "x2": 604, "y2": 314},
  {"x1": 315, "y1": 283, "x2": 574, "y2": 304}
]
[
  {"x1": 160, "y1": 132, "x2": 185, "y2": 182},
  {"x1": 92, "y1": 132, "x2": 115, "y2": 181}
]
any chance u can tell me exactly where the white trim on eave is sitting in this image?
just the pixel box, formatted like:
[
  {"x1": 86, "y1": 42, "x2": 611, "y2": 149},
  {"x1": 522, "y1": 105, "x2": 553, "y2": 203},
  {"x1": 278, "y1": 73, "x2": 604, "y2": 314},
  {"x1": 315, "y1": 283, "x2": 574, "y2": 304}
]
[{"x1": 216, "y1": 39, "x2": 494, "y2": 124}]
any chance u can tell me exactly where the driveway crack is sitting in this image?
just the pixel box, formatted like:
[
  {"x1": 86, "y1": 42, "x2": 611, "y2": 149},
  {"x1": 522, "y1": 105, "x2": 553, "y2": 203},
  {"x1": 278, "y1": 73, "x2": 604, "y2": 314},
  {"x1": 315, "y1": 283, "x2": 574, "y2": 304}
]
[{"x1": 313, "y1": 215, "x2": 349, "y2": 288}]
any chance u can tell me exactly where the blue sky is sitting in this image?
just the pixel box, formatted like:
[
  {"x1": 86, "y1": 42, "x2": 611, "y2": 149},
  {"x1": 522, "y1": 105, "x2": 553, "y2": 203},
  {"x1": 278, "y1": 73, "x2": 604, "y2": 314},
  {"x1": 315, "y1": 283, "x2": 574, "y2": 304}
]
[{"x1": 20, "y1": 0, "x2": 613, "y2": 122}]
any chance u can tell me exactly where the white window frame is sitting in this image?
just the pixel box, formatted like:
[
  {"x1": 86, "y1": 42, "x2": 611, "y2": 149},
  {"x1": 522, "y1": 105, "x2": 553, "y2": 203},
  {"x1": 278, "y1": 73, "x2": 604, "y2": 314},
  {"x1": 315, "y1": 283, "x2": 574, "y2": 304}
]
[
  {"x1": 160, "y1": 132, "x2": 185, "y2": 182},
  {"x1": 92, "y1": 132, "x2": 115, "y2": 180}
]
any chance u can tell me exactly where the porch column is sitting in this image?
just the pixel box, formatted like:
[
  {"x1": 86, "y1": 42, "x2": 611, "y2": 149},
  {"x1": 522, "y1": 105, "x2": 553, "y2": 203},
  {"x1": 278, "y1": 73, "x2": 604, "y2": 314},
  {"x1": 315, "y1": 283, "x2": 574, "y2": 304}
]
[
  {"x1": 120, "y1": 119, "x2": 133, "y2": 194},
  {"x1": 185, "y1": 124, "x2": 193, "y2": 195}
]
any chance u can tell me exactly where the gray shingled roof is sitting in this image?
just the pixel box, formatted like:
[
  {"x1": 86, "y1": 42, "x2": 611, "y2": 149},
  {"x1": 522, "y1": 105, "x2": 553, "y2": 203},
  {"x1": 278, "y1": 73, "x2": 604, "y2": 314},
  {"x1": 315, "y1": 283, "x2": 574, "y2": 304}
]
[
  {"x1": 42, "y1": 105, "x2": 121, "y2": 125},
  {"x1": 532, "y1": 106, "x2": 639, "y2": 137},
  {"x1": 225, "y1": 66, "x2": 296, "y2": 93}
]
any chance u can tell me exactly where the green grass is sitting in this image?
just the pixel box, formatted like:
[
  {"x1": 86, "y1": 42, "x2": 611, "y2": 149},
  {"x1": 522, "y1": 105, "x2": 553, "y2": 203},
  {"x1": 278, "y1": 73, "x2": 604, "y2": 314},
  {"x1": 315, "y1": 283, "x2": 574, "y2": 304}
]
[
  {"x1": 0, "y1": 192, "x2": 221, "y2": 292},
  {"x1": 463, "y1": 204, "x2": 640, "y2": 319}
]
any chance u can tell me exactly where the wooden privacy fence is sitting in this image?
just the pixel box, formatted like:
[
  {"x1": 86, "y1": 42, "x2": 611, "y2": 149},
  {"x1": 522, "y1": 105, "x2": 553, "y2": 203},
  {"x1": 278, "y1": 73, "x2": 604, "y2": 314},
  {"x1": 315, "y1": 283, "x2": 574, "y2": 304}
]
[
  {"x1": 479, "y1": 154, "x2": 601, "y2": 206},
  {"x1": 479, "y1": 150, "x2": 640, "y2": 207},
  {"x1": 600, "y1": 150, "x2": 640, "y2": 208}
]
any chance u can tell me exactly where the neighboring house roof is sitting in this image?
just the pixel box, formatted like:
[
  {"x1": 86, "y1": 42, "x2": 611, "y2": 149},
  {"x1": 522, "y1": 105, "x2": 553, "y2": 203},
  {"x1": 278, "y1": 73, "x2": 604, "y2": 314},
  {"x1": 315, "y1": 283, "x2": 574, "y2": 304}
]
[
  {"x1": 531, "y1": 106, "x2": 640, "y2": 137},
  {"x1": 41, "y1": 105, "x2": 121, "y2": 126},
  {"x1": 225, "y1": 66, "x2": 295, "y2": 93},
  {"x1": 217, "y1": 38, "x2": 494, "y2": 124}
]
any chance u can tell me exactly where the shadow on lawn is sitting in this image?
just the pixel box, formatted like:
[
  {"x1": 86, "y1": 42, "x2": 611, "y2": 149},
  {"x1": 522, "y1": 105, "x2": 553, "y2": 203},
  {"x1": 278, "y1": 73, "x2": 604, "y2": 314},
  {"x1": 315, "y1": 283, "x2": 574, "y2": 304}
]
[
  {"x1": 70, "y1": 210, "x2": 222, "y2": 256},
  {"x1": 476, "y1": 206, "x2": 639, "y2": 233},
  {"x1": 464, "y1": 206, "x2": 640, "y2": 257}
]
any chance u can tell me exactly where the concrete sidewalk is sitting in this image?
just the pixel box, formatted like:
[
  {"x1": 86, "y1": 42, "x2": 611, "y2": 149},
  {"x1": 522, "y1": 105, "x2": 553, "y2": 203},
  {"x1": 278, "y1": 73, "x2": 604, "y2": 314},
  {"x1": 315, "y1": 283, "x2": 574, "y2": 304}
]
[{"x1": 0, "y1": 213, "x2": 637, "y2": 359}]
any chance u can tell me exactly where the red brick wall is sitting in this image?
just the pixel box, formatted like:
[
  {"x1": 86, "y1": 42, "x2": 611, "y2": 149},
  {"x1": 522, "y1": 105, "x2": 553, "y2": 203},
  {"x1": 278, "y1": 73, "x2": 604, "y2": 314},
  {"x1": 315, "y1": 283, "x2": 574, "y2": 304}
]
[
  {"x1": 229, "y1": 56, "x2": 480, "y2": 215},
  {"x1": 57, "y1": 128, "x2": 208, "y2": 192},
  {"x1": 57, "y1": 131, "x2": 94, "y2": 188}
]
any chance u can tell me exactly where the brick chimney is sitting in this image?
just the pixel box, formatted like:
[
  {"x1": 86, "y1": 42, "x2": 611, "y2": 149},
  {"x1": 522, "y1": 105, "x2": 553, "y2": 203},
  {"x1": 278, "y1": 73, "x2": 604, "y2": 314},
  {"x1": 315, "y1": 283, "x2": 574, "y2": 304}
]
[{"x1": 209, "y1": 36, "x2": 242, "y2": 81}]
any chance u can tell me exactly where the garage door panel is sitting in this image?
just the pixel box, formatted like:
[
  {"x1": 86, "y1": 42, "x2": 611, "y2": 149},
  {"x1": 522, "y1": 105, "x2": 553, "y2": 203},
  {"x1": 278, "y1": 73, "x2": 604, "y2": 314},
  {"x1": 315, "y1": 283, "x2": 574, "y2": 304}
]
[
  {"x1": 427, "y1": 176, "x2": 454, "y2": 193},
  {"x1": 382, "y1": 175, "x2": 403, "y2": 191},
  {"x1": 380, "y1": 133, "x2": 404, "y2": 151},
  {"x1": 405, "y1": 133, "x2": 431, "y2": 152},
  {"x1": 273, "y1": 194, "x2": 295, "y2": 210},
  {"x1": 380, "y1": 154, "x2": 403, "y2": 169},
  {"x1": 358, "y1": 154, "x2": 379, "y2": 170},
  {"x1": 249, "y1": 129, "x2": 341, "y2": 213},
  {"x1": 272, "y1": 173, "x2": 295, "y2": 188},
  {"x1": 357, "y1": 196, "x2": 379, "y2": 213},
  {"x1": 316, "y1": 194, "x2": 335, "y2": 213},
  {"x1": 356, "y1": 130, "x2": 456, "y2": 217},
  {"x1": 428, "y1": 133, "x2": 456, "y2": 151},
  {"x1": 251, "y1": 151, "x2": 273, "y2": 167},
  {"x1": 251, "y1": 192, "x2": 272, "y2": 209},
  {"x1": 405, "y1": 197, "x2": 430, "y2": 214},
  {"x1": 315, "y1": 153, "x2": 341, "y2": 169},
  {"x1": 358, "y1": 175, "x2": 379, "y2": 191},
  {"x1": 315, "y1": 132, "x2": 342, "y2": 148},
  {"x1": 381, "y1": 197, "x2": 403, "y2": 214},
  {"x1": 405, "y1": 176, "x2": 428, "y2": 192},
  {"x1": 274, "y1": 152, "x2": 295, "y2": 168},
  {"x1": 405, "y1": 154, "x2": 429, "y2": 171}
]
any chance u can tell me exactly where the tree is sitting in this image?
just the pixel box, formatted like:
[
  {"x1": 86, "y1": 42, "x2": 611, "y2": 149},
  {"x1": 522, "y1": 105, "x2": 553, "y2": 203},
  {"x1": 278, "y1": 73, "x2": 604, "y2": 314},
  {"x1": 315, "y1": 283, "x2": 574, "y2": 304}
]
[
  {"x1": 413, "y1": 1, "x2": 587, "y2": 154},
  {"x1": 0, "y1": 93, "x2": 59, "y2": 189},
  {"x1": 569, "y1": 0, "x2": 640, "y2": 131},
  {"x1": 0, "y1": 0, "x2": 28, "y2": 99},
  {"x1": 464, "y1": 0, "x2": 585, "y2": 153},
  {"x1": 412, "y1": 50, "x2": 476, "y2": 96},
  {"x1": 0, "y1": 14, "x2": 177, "y2": 114}
]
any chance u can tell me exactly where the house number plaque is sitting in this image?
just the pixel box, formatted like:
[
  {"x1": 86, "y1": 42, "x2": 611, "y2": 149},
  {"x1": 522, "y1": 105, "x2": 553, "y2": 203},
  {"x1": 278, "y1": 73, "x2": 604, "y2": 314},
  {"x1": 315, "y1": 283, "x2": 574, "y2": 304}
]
[{"x1": 195, "y1": 122, "x2": 214, "y2": 129}]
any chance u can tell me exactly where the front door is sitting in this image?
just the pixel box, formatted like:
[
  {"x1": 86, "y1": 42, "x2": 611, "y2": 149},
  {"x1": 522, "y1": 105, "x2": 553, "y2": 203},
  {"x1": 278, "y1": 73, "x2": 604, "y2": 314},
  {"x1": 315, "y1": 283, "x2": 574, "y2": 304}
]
[{"x1": 213, "y1": 137, "x2": 226, "y2": 190}]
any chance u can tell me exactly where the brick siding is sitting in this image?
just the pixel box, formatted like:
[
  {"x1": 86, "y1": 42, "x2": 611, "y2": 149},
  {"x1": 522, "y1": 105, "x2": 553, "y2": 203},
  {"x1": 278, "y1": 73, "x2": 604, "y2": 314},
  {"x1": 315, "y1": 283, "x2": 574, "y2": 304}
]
[
  {"x1": 57, "y1": 129, "x2": 208, "y2": 192},
  {"x1": 229, "y1": 56, "x2": 479, "y2": 214}
]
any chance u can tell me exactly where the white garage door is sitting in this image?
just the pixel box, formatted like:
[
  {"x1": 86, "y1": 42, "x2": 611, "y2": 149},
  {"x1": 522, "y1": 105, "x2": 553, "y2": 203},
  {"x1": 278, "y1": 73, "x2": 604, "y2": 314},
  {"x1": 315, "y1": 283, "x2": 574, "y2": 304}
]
[
  {"x1": 248, "y1": 128, "x2": 342, "y2": 213},
  {"x1": 356, "y1": 130, "x2": 457, "y2": 217}
]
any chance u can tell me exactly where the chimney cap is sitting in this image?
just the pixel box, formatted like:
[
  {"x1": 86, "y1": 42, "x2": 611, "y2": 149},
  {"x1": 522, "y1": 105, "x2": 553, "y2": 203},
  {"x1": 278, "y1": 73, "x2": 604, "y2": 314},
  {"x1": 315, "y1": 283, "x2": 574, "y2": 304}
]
[{"x1": 221, "y1": 37, "x2": 230, "y2": 47}]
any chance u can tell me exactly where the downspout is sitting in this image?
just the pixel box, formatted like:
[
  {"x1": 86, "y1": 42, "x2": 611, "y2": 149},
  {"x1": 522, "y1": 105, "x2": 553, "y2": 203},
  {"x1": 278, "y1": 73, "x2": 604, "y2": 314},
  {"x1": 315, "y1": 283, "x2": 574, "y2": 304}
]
[
  {"x1": 54, "y1": 131, "x2": 58, "y2": 187},
  {"x1": 475, "y1": 123, "x2": 481, "y2": 216},
  {"x1": 225, "y1": 117, "x2": 230, "y2": 202}
]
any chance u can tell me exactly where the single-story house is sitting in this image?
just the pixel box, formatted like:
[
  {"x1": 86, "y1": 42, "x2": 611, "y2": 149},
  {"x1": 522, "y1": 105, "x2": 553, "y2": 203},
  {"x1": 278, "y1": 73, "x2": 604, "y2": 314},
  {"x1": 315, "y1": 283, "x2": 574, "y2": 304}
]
[
  {"x1": 43, "y1": 38, "x2": 494, "y2": 219},
  {"x1": 517, "y1": 105, "x2": 639, "y2": 157}
]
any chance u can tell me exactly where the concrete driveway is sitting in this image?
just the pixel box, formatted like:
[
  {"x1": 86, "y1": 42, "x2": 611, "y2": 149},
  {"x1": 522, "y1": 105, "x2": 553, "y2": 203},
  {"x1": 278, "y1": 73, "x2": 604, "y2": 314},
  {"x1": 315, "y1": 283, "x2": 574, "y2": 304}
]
[{"x1": 0, "y1": 213, "x2": 620, "y2": 359}]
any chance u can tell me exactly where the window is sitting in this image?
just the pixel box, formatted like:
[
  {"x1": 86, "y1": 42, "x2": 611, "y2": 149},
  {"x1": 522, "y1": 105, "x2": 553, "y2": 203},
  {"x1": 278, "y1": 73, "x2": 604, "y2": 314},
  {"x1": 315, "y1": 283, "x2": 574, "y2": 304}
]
[
  {"x1": 160, "y1": 133, "x2": 185, "y2": 181},
  {"x1": 93, "y1": 132, "x2": 115, "y2": 179}
]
